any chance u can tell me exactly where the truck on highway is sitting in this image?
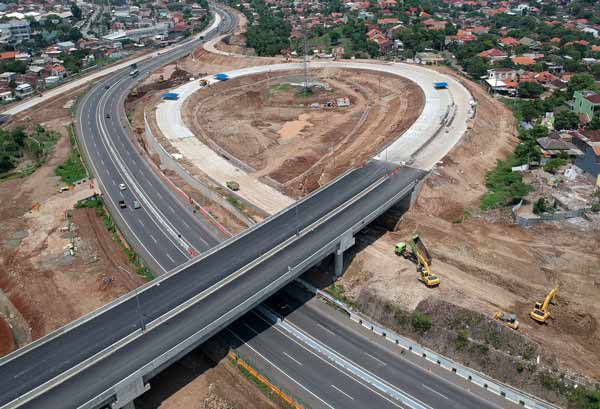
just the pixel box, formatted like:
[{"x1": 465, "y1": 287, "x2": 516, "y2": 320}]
[{"x1": 434, "y1": 82, "x2": 448, "y2": 89}]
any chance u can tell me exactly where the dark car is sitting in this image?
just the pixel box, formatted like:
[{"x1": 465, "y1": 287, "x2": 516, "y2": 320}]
[
  {"x1": 118, "y1": 200, "x2": 126, "y2": 209},
  {"x1": 105, "y1": 85, "x2": 110, "y2": 89},
  {"x1": 106, "y1": 113, "x2": 111, "y2": 119}
]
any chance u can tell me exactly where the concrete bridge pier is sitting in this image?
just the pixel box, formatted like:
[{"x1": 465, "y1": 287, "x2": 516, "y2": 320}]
[
  {"x1": 110, "y1": 375, "x2": 150, "y2": 409},
  {"x1": 335, "y1": 230, "x2": 355, "y2": 277}
]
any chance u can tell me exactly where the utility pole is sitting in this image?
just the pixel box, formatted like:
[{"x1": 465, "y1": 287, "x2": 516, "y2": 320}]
[{"x1": 302, "y1": 17, "x2": 310, "y2": 92}]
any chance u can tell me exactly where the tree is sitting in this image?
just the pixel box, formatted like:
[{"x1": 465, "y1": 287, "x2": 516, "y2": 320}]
[
  {"x1": 567, "y1": 73, "x2": 597, "y2": 97},
  {"x1": 592, "y1": 63, "x2": 600, "y2": 80},
  {"x1": 462, "y1": 56, "x2": 489, "y2": 79},
  {"x1": 587, "y1": 116, "x2": 600, "y2": 130},
  {"x1": 518, "y1": 81, "x2": 544, "y2": 98},
  {"x1": 70, "y1": 3, "x2": 82, "y2": 20},
  {"x1": 554, "y1": 110, "x2": 580, "y2": 130},
  {"x1": 329, "y1": 31, "x2": 340, "y2": 46}
]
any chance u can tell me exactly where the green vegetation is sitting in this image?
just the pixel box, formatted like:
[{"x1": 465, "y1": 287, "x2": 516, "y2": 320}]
[
  {"x1": 411, "y1": 311, "x2": 432, "y2": 333},
  {"x1": 543, "y1": 157, "x2": 568, "y2": 173},
  {"x1": 480, "y1": 156, "x2": 533, "y2": 210},
  {"x1": 55, "y1": 126, "x2": 87, "y2": 184},
  {"x1": 518, "y1": 82, "x2": 544, "y2": 99},
  {"x1": 75, "y1": 195, "x2": 155, "y2": 281},
  {"x1": 554, "y1": 110, "x2": 580, "y2": 131},
  {"x1": 241, "y1": 0, "x2": 291, "y2": 56},
  {"x1": 324, "y1": 283, "x2": 358, "y2": 309},
  {"x1": 268, "y1": 83, "x2": 292, "y2": 96},
  {"x1": 533, "y1": 197, "x2": 554, "y2": 215},
  {"x1": 455, "y1": 329, "x2": 469, "y2": 350},
  {"x1": 0, "y1": 125, "x2": 60, "y2": 176}
]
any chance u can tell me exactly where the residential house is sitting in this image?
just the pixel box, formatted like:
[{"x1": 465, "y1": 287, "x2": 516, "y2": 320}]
[
  {"x1": 0, "y1": 71, "x2": 16, "y2": 83},
  {"x1": 536, "y1": 133, "x2": 581, "y2": 158},
  {"x1": 499, "y1": 36, "x2": 519, "y2": 47},
  {"x1": 572, "y1": 90, "x2": 600, "y2": 123},
  {"x1": 479, "y1": 48, "x2": 507, "y2": 62},
  {"x1": 14, "y1": 83, "x2": 33, "y2": 97},
  {"x1": 511, "y1": 55, "x2": 536, "y2": 66}
]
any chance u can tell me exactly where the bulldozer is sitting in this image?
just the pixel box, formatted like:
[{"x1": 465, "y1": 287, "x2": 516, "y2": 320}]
[
  {"x1": 395, "y1": 234, "x2": 440, "y2": 287},
  {"x1": 530, "y1": 287, "x2": 558, "y2": 324},
  {"x1": 493, "y1": 311, "x2": 519, "y2": 330}
]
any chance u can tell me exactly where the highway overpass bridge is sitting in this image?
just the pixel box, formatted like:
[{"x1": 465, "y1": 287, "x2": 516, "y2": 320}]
[
  {"x1": 0, "y1": 156, "x2": 425, "y2": 409},
  {"x1": 0, "y1": 5, "x2": 484, "y2": 409}
]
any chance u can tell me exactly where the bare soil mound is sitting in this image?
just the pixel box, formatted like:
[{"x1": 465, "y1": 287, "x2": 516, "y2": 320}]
[{"x1": 184, "y1": 68, "x2": 424, "y2": 196}]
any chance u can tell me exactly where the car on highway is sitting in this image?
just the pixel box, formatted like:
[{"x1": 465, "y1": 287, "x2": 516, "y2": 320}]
[
  {"x1": 118, "y1": 200, "x2": 126, "y2": 209},
  {"x1": 119, "y1": 183, "x2": 127, "y2": 191},
  {"x1": 106, "y1": 113, "x2": 111, "y2": 119},
  {"x1": 105, "y1": 85, "x2": 110, "y2": 90},
  {"x1": 133, "y1": 200, "x2": 141, "y2": 209}
]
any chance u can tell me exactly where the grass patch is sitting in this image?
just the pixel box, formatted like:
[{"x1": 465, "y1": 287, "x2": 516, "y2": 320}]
[
  {"x1": 480, "y1": 155, "x2": 533, "y2": 210},
  {"x1": 55, "y1": 125, "x2": 87, "y2": 184},
  {"x1": 324, "y1": 282, "x2": 358, "y2": 309},
  {"x1": 268, "y1": 83, "x2": 292, "y2": 95},
  {"x1": 411, "y1": 310, "x2": 433, "y2": 333},
  {"x1": 75, "y1": 195, "x2": 155, "y2": 281}
]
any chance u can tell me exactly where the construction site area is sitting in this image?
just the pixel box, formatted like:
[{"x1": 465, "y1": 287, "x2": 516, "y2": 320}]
[
  {"x1": 182, "y1": 68, "x2": 424, "y2": 195},
  {"x1": 1, "y1": 5, "x2": 599, "y2": 409},
  {"x1": 130, "y1": 32, "x2": 600, "y2": 403}
]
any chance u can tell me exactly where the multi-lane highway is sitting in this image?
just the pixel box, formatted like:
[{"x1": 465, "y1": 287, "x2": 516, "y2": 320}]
[{"x1": 0, "y1": 5, "x2": 550, "y2": 409}]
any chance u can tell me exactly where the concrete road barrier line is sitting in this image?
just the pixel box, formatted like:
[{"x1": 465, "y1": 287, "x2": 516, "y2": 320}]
[
  {"x1": 255, "y1": 306, "x2": 430, "y2": 409},
  {"x1": 2, "y1": 162, "x2": 402, "y2": 406},
  {"x1": 0, "y1": 5, "x2": 226, "y2": 372},
  {"x1": 294, "y1": 281, "x2": 561, "y2": 409},
  {"x1": 95, "y1": 82, "x2": 192, "y2": 258}
]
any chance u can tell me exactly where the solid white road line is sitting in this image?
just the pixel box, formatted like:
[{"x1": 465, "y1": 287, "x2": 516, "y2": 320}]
[
  {"x1": 422, "y1": 384, "x2": 448, "y2": 400},
  {"x1": 364, "y1": 352, "x2": 386, "y2": 366},
  {"x1": 282, "y1": 352, "x2": 303, "y2": 366},
  {"x1": 251, "y1": 312, "x2": 408, "y2": 409},
  {"x1": 226, "y1": 328, "x2": 335, "y2": 409},
  {"x1": 331, "y1": 384, "x2": 354, "y2": 400},
  {"x1": 317, "y1": 322, "x2": 336, "y2": 336}
]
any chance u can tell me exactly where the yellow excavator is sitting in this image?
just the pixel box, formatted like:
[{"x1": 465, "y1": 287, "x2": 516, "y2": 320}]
[
  {"x1": 493, "y1": 311, "x2": 519, "y2": 330},
  {"x1": 395, "y1": 234, "x2": 440, "y2": 287},
  {"x1": 530, "y1": 287, "x2": 558, "y2": 324}
]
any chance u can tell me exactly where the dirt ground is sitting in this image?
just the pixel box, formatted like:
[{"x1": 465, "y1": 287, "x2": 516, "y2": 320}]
[
  {"x1": 329, "y1": 68, "x2": 600, "y2": 391},
  {"x1": 0, "y1": 89, "x2": 146, "y2": 348},
  {"x1": 182, "y1": 68, "x2": 424, "y2": 195},
  {"x1": 136, "y1": 338, "x2": 278, "y2": 409}
]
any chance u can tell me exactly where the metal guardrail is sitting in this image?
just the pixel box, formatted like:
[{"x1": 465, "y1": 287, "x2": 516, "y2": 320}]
[
  {"x1": 294, "y1": 279, "x2": 562, "y2": 409},
  {"x1": 256, "y1": 305, "x2": 429, "y2": 409}
]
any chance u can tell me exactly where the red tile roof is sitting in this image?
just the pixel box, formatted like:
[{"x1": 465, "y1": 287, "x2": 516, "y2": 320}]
[{"x1": 512, "y1": 56, "x2": 536, "y2": 66}]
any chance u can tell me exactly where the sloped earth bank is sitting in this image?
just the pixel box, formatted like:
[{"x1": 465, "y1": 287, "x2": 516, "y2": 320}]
[{"x1": 306, "y1": 67, "x2": 600, "y2": 405}]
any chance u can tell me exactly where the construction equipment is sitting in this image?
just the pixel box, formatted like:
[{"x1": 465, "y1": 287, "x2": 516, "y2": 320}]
[
  {"x1": 530, "y1": 287, "x2": 558, "y2": 323},
  {"x1": 226, "y1": 181, "x2": 240, "y2": 191},
  {"x1": 395, "y1": 234, "x2": 440, "y2": 287},
  {"x1": 493, "y1": 311, "x2": 519, "y2": 330}
]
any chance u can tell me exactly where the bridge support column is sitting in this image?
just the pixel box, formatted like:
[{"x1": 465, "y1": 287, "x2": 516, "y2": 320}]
[
  {"x1": 111, "y1": 375, "x2": 150, "y2": 409},
  {"x1": 334, "y1": 230, "x2": 355, "y2": 277}
]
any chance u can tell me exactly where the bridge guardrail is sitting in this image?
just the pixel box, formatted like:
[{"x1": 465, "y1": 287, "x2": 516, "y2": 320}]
[{"x1": 294, "y1": 279, "x2": 562, "y2": 409}]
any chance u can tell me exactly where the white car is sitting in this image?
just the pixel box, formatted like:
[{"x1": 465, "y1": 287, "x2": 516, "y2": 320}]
[{"x1": 119, "y1": 183, "x2": 127, "y2": 191}]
